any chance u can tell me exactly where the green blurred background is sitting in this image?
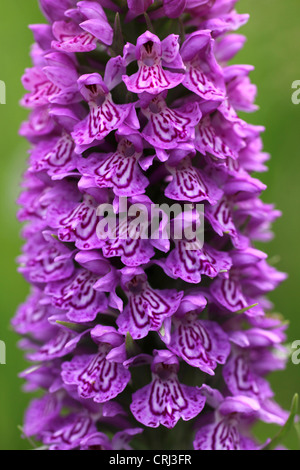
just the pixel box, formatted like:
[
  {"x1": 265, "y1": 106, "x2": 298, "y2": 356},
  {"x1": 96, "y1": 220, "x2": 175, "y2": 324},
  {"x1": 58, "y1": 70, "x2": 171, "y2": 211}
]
[{"x1": 0, "y1": 0, "x2": 299, "y2": 450}]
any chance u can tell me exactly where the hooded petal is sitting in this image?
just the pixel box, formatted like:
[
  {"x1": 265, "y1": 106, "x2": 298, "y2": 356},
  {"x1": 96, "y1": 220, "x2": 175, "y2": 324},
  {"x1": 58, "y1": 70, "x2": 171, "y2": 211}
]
[
  {"x1": 52, "y1": 21, "x2": 98, "y2": 52},
  {"x1": 181, "y1": 31, "x2": 226, "y2": 101}
]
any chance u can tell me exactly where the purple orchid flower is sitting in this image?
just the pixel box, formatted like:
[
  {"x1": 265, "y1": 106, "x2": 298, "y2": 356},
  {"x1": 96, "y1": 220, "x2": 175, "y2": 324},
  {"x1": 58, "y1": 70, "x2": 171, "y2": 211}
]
[
  {"x1": 116, "y1": 272, "x2": 184, "y2": 340},
  {"x1": 61, "y1": 326, "x2": 131, "y2": 403},
  {"x1": 130, "y1": 350, "x2": 206, "y2": 428},
  {"x1": 180, "y1": 30, "x2": 226, "y2": 101},
  {"x1": 51, "y1": 1, "x2": 113, "y2": 53},
  {"x1": 71, "y1": 63, "x2": 139, "y2": 152},
  {"x1": 123, "y1": 31, "x2": 185, "y2": 95},
  {"x1": 21, "y1": 52, "x2": 80, "y2": 107},
  {"x1": 77, "y1": 134, "x2": 149, "y2": 197},
  {"x1": 193, "y1": 385, "x2": 264, "y2": 450},
  {"x1": 140, "y1": 93, "x2": 202, "y2": 152},
  {"x1": 158, "y1": 294, "x2": 231, "y2": 374},
  {"x1": 14, "y1": 0, "x2": 290, "y2": 451}
]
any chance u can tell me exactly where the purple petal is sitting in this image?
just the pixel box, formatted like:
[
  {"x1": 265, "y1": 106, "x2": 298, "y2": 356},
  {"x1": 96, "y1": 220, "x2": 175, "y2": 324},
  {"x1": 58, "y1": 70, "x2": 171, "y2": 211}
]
[
  {"x1": 169, "y1": 314, "x2": 230, "y2": 374},
  {"x1": 52, "y1": 21, "x2": 98, "y2": 53},
  {"x1": 194, "y1": 417, "x2": 241, "y2": 450},
  {"x1": 130, "y1": 376, "x2": 206, "y2": 428},
  {"x1": 61, "y1": 346, "x2": 131, "y2": 402},
  {"x1": 117, "y1": 281, "x2": 183, "y2": 339},
  {"x1": 165, "y1": 157, "x2": 223, "y2": 204},
  {"x1": 46, "y1": 269, "x2": 108, "y2": 322}
]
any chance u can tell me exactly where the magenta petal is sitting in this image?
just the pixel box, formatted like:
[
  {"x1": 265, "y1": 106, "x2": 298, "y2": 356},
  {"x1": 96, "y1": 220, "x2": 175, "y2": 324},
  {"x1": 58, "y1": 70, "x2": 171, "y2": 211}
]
[
  {"x1": 163, "y1": 0, "x2": 186, "y2": 18},
  {"x1": 183, "y1": 65, "x2": 226, "y2": 101},
  {"x1": 42, "y1": 414, "x2": 96, "y2": 450},
  {"x1": 117, "y1": 285, "x2": 183, "y2": 339},
  {"x1": 169, "y1": 315, "x2": 230, "y2": 374},
  {"x1": 165, "y1": 157, "x2": 223, "y2": 204},
  {"x1": 72, "y1": 99, "x2": 132, "y2": 150},
  {"x1": 123, "y1": 67, "x2": 184, "y2": 95},
  {"x1": 46, "y1": 269, "x2": 108, "y2": 322},
  {"x1": 24, "y1": 394, "x2": 61, "y2": 437},
  {"x1": 80, "y1": 18, "x2": 113, "y2": 45},
  {"x1": 56, "y1": 195, "x2": 103, "y2": 250},
  {"x1": 142, "y1": 97, "x2": 202, "y2": 150},
  {"x1": 194, "y1": 418, "x2": 241, "y2": 450},
  {"x1": 164, "y1": 242, "x2": 232, "y2": 284},
  {"x1": 52, "y1": 21, "x2": 98, "y2": 53},
  {"x1": 130, "y1": 375, "x2": 206, "y2": 428},
  {"x1": 77, "y1": 145, "x2": 148, "y2": 197},
  {"x1": 15, "y1": 0, "x2": 288, "y2": 452},
  {"x1": 222, "y1": 349, "x2": 273, "y2": 401},
  {"x1": 61, "y1": 346, "x2": 131, "y2": 402},
  {"x1": 127, "y1": 0, "x2": 153, "y2": 17}
]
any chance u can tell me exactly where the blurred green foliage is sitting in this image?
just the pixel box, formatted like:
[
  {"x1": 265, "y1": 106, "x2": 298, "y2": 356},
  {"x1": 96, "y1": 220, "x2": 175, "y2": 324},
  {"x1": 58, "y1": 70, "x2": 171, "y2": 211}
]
[{"x1": 0, "y1": 0, "x2": 299, "y2": 450}]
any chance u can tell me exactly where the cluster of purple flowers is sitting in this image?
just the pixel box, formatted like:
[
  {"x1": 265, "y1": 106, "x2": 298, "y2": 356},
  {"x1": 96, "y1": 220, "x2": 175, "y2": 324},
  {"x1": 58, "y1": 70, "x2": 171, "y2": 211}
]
[{"x1": 14, "y1": 0, "x2": 289, "y2": 450}]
